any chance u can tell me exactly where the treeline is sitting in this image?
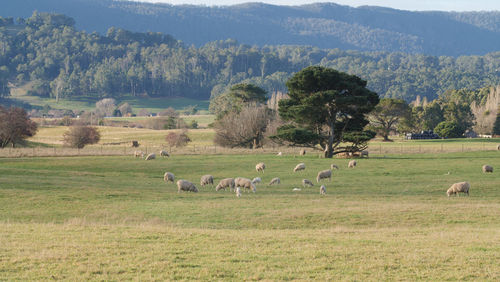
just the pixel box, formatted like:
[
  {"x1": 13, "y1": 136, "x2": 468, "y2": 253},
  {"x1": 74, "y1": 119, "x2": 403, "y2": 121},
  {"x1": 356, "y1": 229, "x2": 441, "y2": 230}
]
[{"x1": 0, "y1": 12, "x2": 499, "y2": 104}]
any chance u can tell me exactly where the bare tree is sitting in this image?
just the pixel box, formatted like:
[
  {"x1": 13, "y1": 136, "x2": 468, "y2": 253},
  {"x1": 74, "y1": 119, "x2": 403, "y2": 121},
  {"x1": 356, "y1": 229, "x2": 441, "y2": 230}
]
[
  {"x1": 471, "y1": 86, "x2": 500, "y2": 135},
  {"x1": 0, "y1": 106, "x2": 38, "y2": 147},
  {"x1": 214, "y1": 105, "x2": 273, "y2": 149},
  {"x1": 165, "y1": 129, "x2": 191, "y2": 147},
  {"x1": 95, "y1": 98, "x2": 116, "y2": 117}
]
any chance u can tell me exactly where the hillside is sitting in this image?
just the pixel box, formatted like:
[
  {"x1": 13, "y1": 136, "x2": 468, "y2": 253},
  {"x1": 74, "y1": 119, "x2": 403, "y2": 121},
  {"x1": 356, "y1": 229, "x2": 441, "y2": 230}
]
[
  {"x1": 1, "y1": 0, "x2": 499, "y2": 56},
  {"x1": 0, "y1": 13, "x2": 499, "y2": 105}
]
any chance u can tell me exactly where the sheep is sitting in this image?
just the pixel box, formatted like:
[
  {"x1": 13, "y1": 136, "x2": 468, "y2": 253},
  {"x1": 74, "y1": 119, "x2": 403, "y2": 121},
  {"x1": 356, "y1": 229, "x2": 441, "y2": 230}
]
[
  {"x1": 268, "y1": 177, "x2": 280, "y2": 185},
  {"x1": 215, "y1": 178, "x2": 235, "y2": 191},
  {"x1": 176, "y1": 180, "x2": 198, "y2": 193},
  {"x1": 330, "y1": 164, "x2": 339, "y2": 170},
  {"x1": 200, "y1": 174, "x2": 214, "y2": 187},
  {"x1": 236, "y1": 187, "x2": 242, "y2": 197},
  {"x1": 294, "y1": 163, "x2": 306, "y2": 172},
  {"x1": 277, "y1": 152, "x2": 282, "y2": 156},
  {"x1": 163, "y1": 172, "x2": 175, "y2": 183},
  {"x1": 320, "y1": 185, "x2": 326, "y2": 195},
  {"x1": 446, "y1": 181, "x2": 470, "y2": 197},
  {"x1": 348, "y1": 160, "x2": 357, "y2": 168},
  {"x1": 299, "y1": 149, "x2": 306, "y2": 156},
  {"x1": 361, "y1": 150, "x2": 369, "y2": 158},
  {"x1": 316, "y1": 169, "x2": 332, "y2": 183},
  {"x1": 235, "y1": 177, "x2": 256, "y2": 193},
  {"x1": 302, "y1": 179, "x2": 314, "y2": 188},
  {"x1": 145, "y1": 153, "x2": 156, "y2": 160},
  {"x1": 256, "y1": 162, "x2": 266, "y2": 173},
  {"x1": 482, "y1": 165, "x2": 493, "y2": 173},
  {"x1": 292, "y1": 188, "x2": 302, "y2": 191},
  {"x1": 251, "y1": 177, "x2": 262, "y2": 185},
  {"x1": 497, "y1": 144, "x2": 500, "y2": 151},
  {"x1": 134, "y1": 150, "x2": 144, "y2": 158},
  {"x1": 160, "y1": 150, "x2": 170, "y2": 157}
]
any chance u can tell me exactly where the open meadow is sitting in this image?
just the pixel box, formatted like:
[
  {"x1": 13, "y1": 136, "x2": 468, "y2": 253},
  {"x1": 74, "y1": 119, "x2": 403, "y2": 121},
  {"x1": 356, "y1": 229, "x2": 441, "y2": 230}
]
[{"x1": 1, "y1": 150, "x2": 500, "y2": 280}]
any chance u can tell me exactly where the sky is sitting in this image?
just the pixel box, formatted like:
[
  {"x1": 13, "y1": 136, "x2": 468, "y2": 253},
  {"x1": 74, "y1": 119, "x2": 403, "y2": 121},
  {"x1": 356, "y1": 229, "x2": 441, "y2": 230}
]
[{"x1": 133, "y1": 0, "x2": 500, "y2": 11}]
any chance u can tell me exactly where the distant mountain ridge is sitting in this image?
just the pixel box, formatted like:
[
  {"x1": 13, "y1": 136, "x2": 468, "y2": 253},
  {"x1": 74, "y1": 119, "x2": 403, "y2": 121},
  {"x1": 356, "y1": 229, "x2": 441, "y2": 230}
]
[{"x1": 1, "y1": 0, "x2": 500, "y2": 56}]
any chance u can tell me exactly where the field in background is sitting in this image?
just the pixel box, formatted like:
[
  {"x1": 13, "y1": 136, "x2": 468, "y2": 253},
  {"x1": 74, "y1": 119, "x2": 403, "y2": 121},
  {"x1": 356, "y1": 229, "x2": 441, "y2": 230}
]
[
  {"x1": 1, "y1": 152, "x2": 499, "y2": 279},
  {"x1": 9, "y1": 85, "x2": 210, "y2": 114}
]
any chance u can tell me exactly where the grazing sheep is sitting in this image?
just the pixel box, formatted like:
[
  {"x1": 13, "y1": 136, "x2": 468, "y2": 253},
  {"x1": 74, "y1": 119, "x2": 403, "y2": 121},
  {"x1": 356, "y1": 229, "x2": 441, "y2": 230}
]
[
  {"x1": 160, "y1": 150, "x2": 170, "y2": 157},
  {"x1": 200, "y1": 174, "x2": 214, "y2": 186},
  {"x1": 482, "y1": 165, "x2": 493, "y2": 173},
  {"x1": 293, "y1": 188, "x2": 302, "y2": 191},
  {"x1": 134, "y1": 150, "x2": 144, "y2": 158},
  {"x1": 256, "y1": 162, "x2": 266, "y2": 173},
  {"x1": 330, "y1": 164, "x2": 339, "y2": 170},
  {"x1": 320, "y1": 185, "x2": 326, "y2": 195},
  {"x1": 277, "y1": 152, "x2": 282, "y2": 156},
  {"x1": 145, "y1": 153, "x2": 156, "y2": 160},
  {"x1": 294, "y1": 163, "x2": 306, "y2": 172},
  {"x1": 176, "y1": 180, "x2": 198, "y2": 193},
  {"x1": 235, "y1": 177, "x2": 256, "y2": 193},
  {"x1": 163, "y1": 172, "x2": 175, "y2": 183},
  {"x1": 268, "y1": 177, "x2": 280, "y2": 185},
  {"x1": 498, "y1": 144, "x2": 500, "y2": 151},
  {"x1": 251, "y1": 177, "x2": 262, "y2": 185},
  {"x1": 299, "y1": 149, "x2": 306, "y2": 156},
  {"x1": 348, "y1": 160, "x2": 357, "y2": 168},
  {"x1": 446, "y1": 181, "x2": 470, "y2": 197},
  {"x1": 302, "y1": 179, "x2": 314, "y2": 188},
  {"x1": 236, "y1": 187, "x2": 242, "y2": 197},
  {"x1": 361, "y1": 150, "x2": 369, "y2": 158},
  {"x1": 215, "y1": 178, "x2": 235, "y2": 191},
  {"x1": 316, "y1": 169, "x2": 332, "y2": 183}
]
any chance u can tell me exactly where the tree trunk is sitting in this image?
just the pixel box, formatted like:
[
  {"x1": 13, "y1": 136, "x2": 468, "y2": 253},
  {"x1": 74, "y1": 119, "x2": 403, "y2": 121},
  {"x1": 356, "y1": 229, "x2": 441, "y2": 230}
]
[{"x1": 324, "y1": 119, "x2": 335, "y2": 158}]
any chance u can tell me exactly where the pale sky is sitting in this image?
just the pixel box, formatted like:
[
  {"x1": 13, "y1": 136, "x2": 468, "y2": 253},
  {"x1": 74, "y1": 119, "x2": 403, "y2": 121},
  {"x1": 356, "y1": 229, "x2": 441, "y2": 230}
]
[{"x1": 133, "y1": 0, "x2": 500, "y2": 11}]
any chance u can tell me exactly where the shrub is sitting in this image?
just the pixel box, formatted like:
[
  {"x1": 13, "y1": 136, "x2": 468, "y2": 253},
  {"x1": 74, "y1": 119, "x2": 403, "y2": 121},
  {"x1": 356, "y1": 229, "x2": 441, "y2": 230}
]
[
  {"x1": 63, "y1": 126, "x2": 100, "y2": 148},
  {"x1": 165, "y1": 130, "x2": 191, "y2": 147},
  {"x1": 434, "y1": 121, "x2": 462, "y2": 138},
  {"x1": 0, "y1": 106, "x2": 38, "y2": 148}
]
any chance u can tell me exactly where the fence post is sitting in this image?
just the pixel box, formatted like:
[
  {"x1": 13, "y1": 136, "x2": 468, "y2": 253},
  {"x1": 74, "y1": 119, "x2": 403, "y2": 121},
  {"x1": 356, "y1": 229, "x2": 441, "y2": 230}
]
[
  {"x1": 441, "y1": 144, "x2": 443, "y2": 152},
  {"x1": 53, "y1": 147, "x2": 56, "y2": 156},
  {"x1": 462, "y1": 144, "x2": 464, "y2": 152},
  {"x1": 193, "y1": 145, "x2": 196, "y2": 152},
  {"x1": 214, "y1": 145, "x2": 216, "y2": 154},
  {"x1": 379, "y1": 144, "x2": 382, "y2": 154}
]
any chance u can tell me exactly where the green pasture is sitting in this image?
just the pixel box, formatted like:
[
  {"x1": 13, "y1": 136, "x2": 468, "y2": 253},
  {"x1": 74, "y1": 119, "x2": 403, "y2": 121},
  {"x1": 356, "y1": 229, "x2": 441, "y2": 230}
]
[{"x1": 1, "y1": 151, "x2": 499, "y2": 280}]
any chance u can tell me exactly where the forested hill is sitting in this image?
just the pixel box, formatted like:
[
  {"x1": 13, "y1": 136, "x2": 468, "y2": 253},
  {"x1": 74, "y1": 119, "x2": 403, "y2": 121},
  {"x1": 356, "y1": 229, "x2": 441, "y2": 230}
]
[
  {"x1": 1, "y1": 0, "x2": 500, "y2": 56},
  {"x1": 0, "y1": 13, "x2": 499, "y2": 104}
]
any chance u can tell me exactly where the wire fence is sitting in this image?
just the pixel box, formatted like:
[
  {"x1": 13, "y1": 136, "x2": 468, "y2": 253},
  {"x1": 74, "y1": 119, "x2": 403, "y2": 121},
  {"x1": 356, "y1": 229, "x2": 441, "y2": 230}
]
[{"x1": 0, "y1": 142, "x2": 499, "y2": 158}]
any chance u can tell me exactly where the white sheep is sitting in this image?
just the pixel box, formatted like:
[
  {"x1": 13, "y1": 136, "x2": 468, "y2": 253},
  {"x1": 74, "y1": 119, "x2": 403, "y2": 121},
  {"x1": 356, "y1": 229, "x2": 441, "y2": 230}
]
[
  {"x1": 145, "y1": 153, "x2": 156, "y2": 160},
  {"x1": 497, "y1": 144, "x2": 500, "y2": 151},
  {"x1": 348, "y1": 160, "x2": 357, "y2": 168},
  {"x1": 316, "y1": 169, "x2": 332, "y2": 183},
  {"x1": 320, "y1": 185, "x2": 326, "y2": 195},
  {"x1": 251, "y1": 177, "x2": 262, "y2": 185},
  {"x1": 176, "y1": 180, "x2": 198, "y2": 193},
  {"x1": 256, "y1": 162, "x2": 266, "y2": 173},
  {"x1": 200, "y1": 174, "x2": 214, "y2": 186},
  {"x1": 331, "y1": 164, "x2": 339, "y2": 170},
  {"x1": 268, "y1": 177, "x2": 280, "y2": 185},
  {"x1": 299, "y1": 149, "x2": 306, "y2": 156},
  {"x1": 277, "y1": 152, "x2": 282, "y2": 156},
  {"x1": 215, "y1": 178, "x2": 235, "y2": 191},
  {"x1": 236, "y1": 187, "x2": 242, "y2": 197},
  {"x1": 160, "y1": 150, "x2": 170, "y2": 157},
  {"x1": 163, "y1": 172, "x2": 175, "y2": 183},
  {"x1": 482, "y1": 165, "x2": 493, "y2": 173},
  {"x1": 294, "y1": 163, "x2": 306, "y2": 172},
  {"x1": 302, "y1": 179, "x2": 314, "y2": 188},
  {"x1": 292, "y1": 188, "x2": 302, "y2": 191},
  {"x1": 235, "y1": 177, "x2": 256, "y2": 193},
  {"x1": 447, "y1": 181, "x2": 470, "y2": 197},
  {"x1": 134, "y1": 150, "x2": 144, "y2": 158}
]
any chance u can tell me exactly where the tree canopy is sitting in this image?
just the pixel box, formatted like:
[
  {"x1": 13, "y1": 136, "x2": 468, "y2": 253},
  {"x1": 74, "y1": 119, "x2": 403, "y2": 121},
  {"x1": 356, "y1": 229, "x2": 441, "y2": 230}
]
[
  {"x1": 368, "y1": 98, "x2": 411, "y2": 141},
  {"x1": 273, "y1": 66, "x2": 379, "y2": 158}
]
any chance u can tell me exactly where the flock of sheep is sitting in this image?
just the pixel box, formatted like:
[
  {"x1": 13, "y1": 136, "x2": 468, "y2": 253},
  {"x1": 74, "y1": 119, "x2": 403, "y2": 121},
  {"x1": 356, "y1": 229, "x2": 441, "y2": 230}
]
[{"x1": 136, "y1": 149, "x2": 495, "y2": 198}]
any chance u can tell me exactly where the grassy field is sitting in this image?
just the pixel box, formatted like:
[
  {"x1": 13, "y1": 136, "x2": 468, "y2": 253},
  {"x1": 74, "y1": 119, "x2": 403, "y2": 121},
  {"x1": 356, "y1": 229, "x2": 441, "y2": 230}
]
[
  {"x1": 9, "y1": 85, "x2": 210, "y2": 113},
  {"x1": 1, "y1": 151, "x2": 500, "y2": 279}
]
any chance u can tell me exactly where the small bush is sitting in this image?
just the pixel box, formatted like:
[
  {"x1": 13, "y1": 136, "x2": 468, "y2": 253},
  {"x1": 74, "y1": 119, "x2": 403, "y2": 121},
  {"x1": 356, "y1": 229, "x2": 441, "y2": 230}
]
[
  {"x1": 165, "y1": 130, "x2": 191, "y2": 147},
  {"x1": 63, "y1": 126, "x2": 101, "y2": 148}
]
